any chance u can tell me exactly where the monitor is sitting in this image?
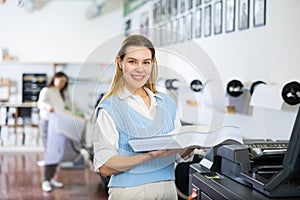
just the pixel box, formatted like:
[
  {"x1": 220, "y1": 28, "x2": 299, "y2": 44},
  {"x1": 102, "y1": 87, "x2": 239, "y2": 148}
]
[{"x1": 264, "y1": 106, "x2": 300, "y2": 193}]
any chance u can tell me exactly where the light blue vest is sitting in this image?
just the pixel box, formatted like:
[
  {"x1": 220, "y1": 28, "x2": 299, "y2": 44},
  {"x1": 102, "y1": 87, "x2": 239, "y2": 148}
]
[{"x1": 97, "y1": 93, "x2": 177, "y2": 187}]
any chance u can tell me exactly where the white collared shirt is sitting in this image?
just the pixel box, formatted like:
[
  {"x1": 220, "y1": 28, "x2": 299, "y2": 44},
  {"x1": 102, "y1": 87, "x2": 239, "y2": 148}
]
[
  {"x1": 93, "y1": 87, "x2": 182, "y2": 170},
  {"x1": 37, "y1": 87, "x2": 66, "y2": 120}
]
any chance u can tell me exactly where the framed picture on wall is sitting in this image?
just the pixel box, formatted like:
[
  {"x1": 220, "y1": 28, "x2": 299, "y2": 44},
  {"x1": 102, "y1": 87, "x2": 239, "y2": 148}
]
[
  {"x1": 178, "y1": 16, "x2": 185, "y2": 42},
  {"x1": 254, "y1": 0, "x2": 266, "y2": 27},
  {"x1": 140, "y1": 12, "x2": 149, "y2": 37},
  {"x1": 186, "y1": 12, "x2": 193, "y2": 39},
  {"x1": 171, "y1": 0, "x2": 178, "y2": 16},
  {"x1": 196, "y1": 0, "x2": 202, "y2": 7},
  {"x1": 238, "y1": 0, "x2": 249, "y2": 30},
  {"x1": 163, "y1": 0, "x2": 170, "y2": 19},
  {"x1": 125, "y1": 19, "x2": 131, "y2": 36},
  {"x1": 166, "y1": 21, "x2": 172, "y2": 44},
  {"x1": 172, "y1": 19, "x2": 179, "y2": 43},
  {"x1": 188, "y1": 0, "x2": 193, "y2": 10},
  {"x1": 153, "y1": 3, "x2": 158, "y2": 24},
  {"x1": 195, "y1": 8, "x2": 202, "y2": 38},
  {"x1": 161, "y1": 0, "x2": 166, "y2": 20},
  {"x1": 180, "y1": 0, "x2": 185, "y2": 13},
  {"x1": 214, "y1": 1, "x2": 222, "y2": 35},
  {"x1": 162, "y1": 23, "x2": 167, "y2": 46},
  {"x1": 204, "y1": 4, "x2": 211, "y2": 37},
  {"x1": 159, "y1": 24, "x2": 165, "y2": 46},
  {"x1": 166, "y1": 0, "x2": 172, "y2": 17},
  {"x1": 225, "y1": 0, "x2": 235, "y2": 33},
  {"x1": 156, "y1": 0, "x2": 162, "y2": 22}
]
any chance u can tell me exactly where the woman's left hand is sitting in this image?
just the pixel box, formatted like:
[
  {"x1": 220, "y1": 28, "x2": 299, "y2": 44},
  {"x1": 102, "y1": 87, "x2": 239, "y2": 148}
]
[
  {"x1": 180, "y1": 148, "x2": 195, "y2": 159},
  {"x1": 147, "y1": 148, "x2": 186, "y2": 158}
]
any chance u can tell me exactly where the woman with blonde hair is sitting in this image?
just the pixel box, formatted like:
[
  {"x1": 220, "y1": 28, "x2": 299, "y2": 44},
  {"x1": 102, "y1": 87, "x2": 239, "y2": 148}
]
[{"x1": 93, "y1": 35, "x2": 190, "y2": 199}]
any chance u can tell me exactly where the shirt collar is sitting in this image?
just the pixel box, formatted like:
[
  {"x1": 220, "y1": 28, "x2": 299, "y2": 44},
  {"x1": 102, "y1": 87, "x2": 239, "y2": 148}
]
[
  {"x1": 118, "y1": 87, "x2": 163, "y2": 100},
  {"x1": 50, "y1": 86, "x2": 60, "y2": 92},
  {"x1": 118, "y1": 87, "x2": 132, "y2": 100}
]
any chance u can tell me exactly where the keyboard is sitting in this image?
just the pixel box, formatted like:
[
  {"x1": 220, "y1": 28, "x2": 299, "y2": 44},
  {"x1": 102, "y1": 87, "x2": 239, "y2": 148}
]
[
  {"x1": 243, "y1": 139, "x2": 288, "y2": 159},
  {"x1": 247, "y1": 142, "x2": 287, "y2": 150}
]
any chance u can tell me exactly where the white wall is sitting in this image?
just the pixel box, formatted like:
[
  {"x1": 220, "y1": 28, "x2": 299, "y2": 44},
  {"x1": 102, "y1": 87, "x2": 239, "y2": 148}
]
[
  {"x1": 0, "y1": 0, "x2": 124, "y2": 63},
  {"x1": 0, "y1": 0, "x2": 123, "y2": 110},
  {"x1": 199, "y1": 0, "x2": 300, "y2": 85},
  {"x1": 0, "y1": 63, "x2": 53, "y2": 102}
]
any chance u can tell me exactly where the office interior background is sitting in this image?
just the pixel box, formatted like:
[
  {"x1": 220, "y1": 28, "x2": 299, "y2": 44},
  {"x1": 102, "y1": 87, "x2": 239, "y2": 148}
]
[{"x1": 0, "y1": 0, "x2": 300, "y2": 198}]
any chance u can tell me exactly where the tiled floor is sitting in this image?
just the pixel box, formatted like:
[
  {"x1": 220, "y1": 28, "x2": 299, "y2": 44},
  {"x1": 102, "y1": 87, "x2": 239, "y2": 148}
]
[{"x1": 0, "y1": 152, "x2": 108, "y2": 200}]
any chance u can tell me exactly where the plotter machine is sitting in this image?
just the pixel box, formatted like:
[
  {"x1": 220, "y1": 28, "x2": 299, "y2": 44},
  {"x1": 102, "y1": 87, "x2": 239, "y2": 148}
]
[{"x1": 189, "y1": 107, "x2": 300, "y2": 199}]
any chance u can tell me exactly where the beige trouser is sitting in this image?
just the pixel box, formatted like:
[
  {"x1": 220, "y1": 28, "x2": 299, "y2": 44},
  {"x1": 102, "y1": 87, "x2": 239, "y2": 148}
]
[{"x1": 108, "y1": 180, "x2": 178, "y2": 200}]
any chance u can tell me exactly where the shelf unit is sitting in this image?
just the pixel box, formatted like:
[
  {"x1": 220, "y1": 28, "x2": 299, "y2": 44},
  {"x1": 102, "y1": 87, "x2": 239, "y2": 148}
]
[
  {"x1": 20, "y1": 73, "x2": 47, "y2": 133},
  {"x1": 22, "y1": 73, "x2": 47, "y2": 102},
  {"x1": 0, "y1": 102, "x2": 39, "y2": 146}
]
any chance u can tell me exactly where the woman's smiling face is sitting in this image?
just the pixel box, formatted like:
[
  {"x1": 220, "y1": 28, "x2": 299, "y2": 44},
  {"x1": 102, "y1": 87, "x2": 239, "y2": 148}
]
[{"x1": 121, "y1": 46, "x2": 153, "y2": 93}]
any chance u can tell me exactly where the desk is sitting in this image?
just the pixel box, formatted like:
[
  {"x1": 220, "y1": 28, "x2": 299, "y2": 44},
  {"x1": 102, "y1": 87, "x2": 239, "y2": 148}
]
[
  {"x1": 0, "y1": 102, "x2": 39, "y2": 145},
  {"x1": 189, "y1": 163, "x2": 299, "y2": 200}
]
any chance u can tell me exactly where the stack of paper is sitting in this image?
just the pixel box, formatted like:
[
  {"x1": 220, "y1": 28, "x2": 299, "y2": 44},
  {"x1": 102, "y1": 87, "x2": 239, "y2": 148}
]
[{"x1": 128, "y1": 125, "x2": 243, "y2": 152}]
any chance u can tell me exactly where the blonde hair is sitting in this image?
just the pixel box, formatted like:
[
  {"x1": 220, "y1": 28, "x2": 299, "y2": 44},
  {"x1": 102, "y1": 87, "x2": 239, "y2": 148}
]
[{"x1": 100, "y1": 35, "x2": 158, "y2": 103}]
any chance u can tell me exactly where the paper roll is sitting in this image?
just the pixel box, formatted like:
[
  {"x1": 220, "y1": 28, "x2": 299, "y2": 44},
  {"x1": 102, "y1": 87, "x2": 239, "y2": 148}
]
[{"x1": 250, "y1": 84, "x2": 283, "y2": 110}]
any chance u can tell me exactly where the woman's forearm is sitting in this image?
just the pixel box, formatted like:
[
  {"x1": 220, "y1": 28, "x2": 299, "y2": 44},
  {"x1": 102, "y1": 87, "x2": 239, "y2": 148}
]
[
  {"x1": 98, "y1": 149, "x2": 184, "y2": 177},
  {"x1": 98, "y1": 153, "x2": 152, "y2": 177}
]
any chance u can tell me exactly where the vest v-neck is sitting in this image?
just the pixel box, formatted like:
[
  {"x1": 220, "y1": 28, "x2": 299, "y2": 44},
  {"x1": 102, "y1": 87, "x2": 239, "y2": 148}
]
[{"x1": 127, "y1": 96, "x2": 156, "y2": 122}]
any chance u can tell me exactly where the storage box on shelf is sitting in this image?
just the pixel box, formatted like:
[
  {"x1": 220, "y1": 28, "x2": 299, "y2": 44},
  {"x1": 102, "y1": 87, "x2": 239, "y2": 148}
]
[{"x1": 0, "y1": 78, "x2": 10, "y2": 102}]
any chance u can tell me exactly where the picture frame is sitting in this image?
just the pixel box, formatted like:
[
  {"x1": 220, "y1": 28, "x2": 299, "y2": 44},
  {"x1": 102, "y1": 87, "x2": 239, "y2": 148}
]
[
  {"x1": 161, "y1": 23, "x2": 167, "y2": 46},
  {"x1": 158, "y1": 24, "x2": 164, "y2": 46},
  {"x1": 152, "y1": 26, "x2": 159, "y2": 45},
  {"x1": 156, "y1": 0, "x2": 162, "y2": 22},
  {"x1": 195, "y1": 8, "x2": 202, "y2": 38},
  {"x1": 214, "y1": 1, "x2": 222, "y2": 35},
  {"x1": 178, "y1": 16, "x2": 185, "y2": 42},
  {"x1": 166, "y1": 21, "x2": 172, "y2": 44},
  {"x1": 165, "y1": 0, "x2": 171, "y2": 19},
  {"x1": 180, "y1": 0, "x2": 185, "y2": 13},
  {"x1": 125, "y1": 19, "x2": 131, "y2": 36},
  {"x1": 238, "y1": 0, "x2": 249, "y2": 30},
  {"x1": 172, "y1": 19, "x2": 179, "y2": 43},
  {"x1": 153, "y1": 3, "x2": 158, "y2": 23},
  {"x1": 225, "y1": 0, "x2": 235, "y2": 33},
  {"x1": 171, "y1": 0, "x2": 178, "y2": 16},
  {"x1": 161, "y1": 0, "x2": 166, "y2": 20},
  {"x1": 254, "y1": 0, "x2": 266, "y2": 27},
  {"x1": 196, "y1": 0, "x2": 202, "y2": 7},
  {"x1": 166, "y1": 0, "x2": 172, "y2": 17},
  {"x1": 186, "y1": 12, "x2": 193, "y2": 40},
  {"x1": 140, "y1": 11, "x2": 149, "y2": 37},
  {"x1": 188, "y1": 0, "x2": 193, "y2": 10},
  {"x1": 204, "y1": 4, "x2": 211, "y2": 37}
]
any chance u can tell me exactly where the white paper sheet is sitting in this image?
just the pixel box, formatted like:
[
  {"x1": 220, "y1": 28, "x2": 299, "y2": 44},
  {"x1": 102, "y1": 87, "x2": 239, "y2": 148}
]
[
  {"x1": 128, "y1": 125, "x2": 243, "y2": 152},
  {"x1": 54, "y1": 111, "x2": 86, "y2": 142},
  {"x1": 250, "y1": 84, "x2": 283, "y2": 110}
]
